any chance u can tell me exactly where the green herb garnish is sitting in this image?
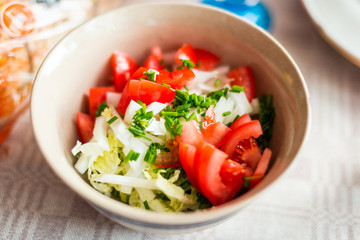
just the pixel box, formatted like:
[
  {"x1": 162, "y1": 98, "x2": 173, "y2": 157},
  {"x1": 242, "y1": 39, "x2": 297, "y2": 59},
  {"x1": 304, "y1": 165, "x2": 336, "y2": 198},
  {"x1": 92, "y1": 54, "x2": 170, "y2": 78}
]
[
  {"x1": 124, "y1": 149, "x2": 140, "y2": 162},
  {"x1": 95, "y1": 101, "x2": 109, "y2": 117},
  {"x1": 143, "y1": 200, "x2": 150, "y2": 210},
  {"x1": 178, "y1": 59, "x2": 195, "y2": 69},
  {"x1": 257, "y1": 95, "x2": 275, "y2": 150},
  {"x1": 144, "y1": 143, "x2": 170, "y2": 165},
  {"x1": 229, "y1": 85, "x2": 245, "y2": 93},
  {"x1": 107, "y1": 116, "x2": 118, "y2": 125},
  {"x1": 143, "y1": 69, "x2": 158, "y2": 81},
  {"x1": 222, "y1": 111, "x2": 231, "y2": 117},
  {"x1": 214, "y1": 78, "x2": 221, "y2": 87}
]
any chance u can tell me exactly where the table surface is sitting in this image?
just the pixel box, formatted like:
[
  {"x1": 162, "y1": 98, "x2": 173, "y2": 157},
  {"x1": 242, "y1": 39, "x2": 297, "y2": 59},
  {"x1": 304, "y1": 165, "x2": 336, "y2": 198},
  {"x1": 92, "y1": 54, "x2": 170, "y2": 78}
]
[{"x1": 1, "y1": 0, "x2": 360, "y2": 239}]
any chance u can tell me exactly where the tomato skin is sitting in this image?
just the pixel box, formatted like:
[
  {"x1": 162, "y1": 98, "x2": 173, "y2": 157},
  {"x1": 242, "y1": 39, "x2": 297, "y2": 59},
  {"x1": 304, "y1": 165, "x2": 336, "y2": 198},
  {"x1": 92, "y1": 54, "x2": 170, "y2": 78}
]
[
  {"x1": 179, "y1": 142, "x2": 200, "y2": 191},
  {"x1": 156, "y1": 68, "x2": 195, "y2": 89},
  {"x1": 76, "y1": 112, "x2": 95, "y2": 143},
  {"x1": 143, "y1": 55, "x2": 163, "y2": 70},
  {"x1": 178, "y1": 120, "x2": 203, "y2": 147},
  {"x1": 89, "y1": 87, "x2": 116, "y2": 117},
  {"x1": 230, "y1": 114, "x2": 251, "y2": 130},
  {"x1": 111, "y1": 51, "x2": 138, "y2": 92},
  {"x1": 220, "y1": 159, "x2": 245, "y2": 186},
  {"x1": 228, "y1": 66, "x2": 255, "y2": 102},
  {"x1": 194, "y1": 48, "x2": 220, "y2": 71},
  {"x1": 175, "y1": 44, "x2": 197, "y2": 65},
  {"x1": 194, "y1": 140, "x2": 244, "y2": 206},
  {"x1": 130, "y1": 67, "x2": 148, "y2": 80},
  {"x1": 253, "y1": 148, "x2": 272, "y2": 176},
  {"x1": 116, "y1": 80, "x2": 141, "y2": 115},
  {"x1": 232, "y1": 137, "x2": 262, "y2": 169},
  {"x1": 138, "y1": 80, "x2": 175, "y2": 105},
  {"x1": 117, "y1": 79, "x2": 175, "y2": 114},
  {"x1": 202, "y1": 122, "x2": 230, "y2": 147},
  {"x1": 220, "y1": 120, "x2": 263, "y2": 157}
]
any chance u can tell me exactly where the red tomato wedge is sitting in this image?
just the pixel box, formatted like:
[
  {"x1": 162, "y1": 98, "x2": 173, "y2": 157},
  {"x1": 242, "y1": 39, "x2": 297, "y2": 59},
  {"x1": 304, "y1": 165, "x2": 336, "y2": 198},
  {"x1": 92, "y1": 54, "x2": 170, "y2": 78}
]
[
  {"x1": 130, "y1": 67, "x2": 148, "y2": 80},
  {"x1": 228, "y1": 66, "x2": 255, "y2": 102},
  {"x1": 111, "y1": 51, "x2": 138, "y2": 92},
  {"x1": 253, "y1": 148, "x2": 272, "y2": 176},
  {"x1": 229, "y1": 114, "x2": 251, "y2": 130},
  {"x1": 194, "y1": 140, "x2": 244, "y2": 206},
  {"x1": 220, "y1": 159, "x2": 246, "y2": 186},
  {"x1": 231, "y1": 138, "x2": 262, "y2": 169},
  {"x1": 244, "y1": 148, "x2": 272, "y2": 189},
  {"x1": 244, "y1": 175, "x2": 264, "y2": 189},
  {"x1": 202, "y1": 122, "x2": 230, "y2": 147},
  {"x1": 138, "y1": 80, "x2": 175, "y2": 105},
  {"x1": 143, "y1": 46, "x2": 164, "y2": 70},
  {"x1": 179, "y1": 142, "x2": 200, "y2": 191},
  {"x1": 89, "y1": 87, "x2": 116, "y2": 117},
  {"x1": 156, "y1": 68, "x2": 195, "y2": 89},
  {"x1": 202, "y1": 105, "x2": 216, "y2": 128},
  {"x1": 76, "y1": 112, "x2": 95, "y2": 143},
  {"x1": 202, "y1": 106, "x2": 230, "y2": 146},
  {"x1": 143, "y1": 55, "x2": 163, "y2": 70},
  {"x1": 168, "y1": 69, "x2": 195, "y2": 89},
  {"x1": 116, "y1": 80, "x2": 141, "y2": 115},
  {"x1": 220, "y1": 120, "x2": 263, "y2": 157},
  {"x1": 177, "y1": 120, "x2": 203, "y2": 147},
  {"x1": 117, "y1": 80, "x2": 175, "y2": 114},
  {"x1": 194, "y1": 48, "x2": 220, "y2": 71},
  {"x1": 175, "y1": 44, "x2": 197, "y2": 66}
]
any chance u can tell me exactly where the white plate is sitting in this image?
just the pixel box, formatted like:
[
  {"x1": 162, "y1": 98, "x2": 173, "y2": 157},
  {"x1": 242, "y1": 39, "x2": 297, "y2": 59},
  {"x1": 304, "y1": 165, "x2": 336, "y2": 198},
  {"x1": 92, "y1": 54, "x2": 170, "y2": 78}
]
[{"x1": 301, "y1": 0, "x2": 360, "y2": 67}]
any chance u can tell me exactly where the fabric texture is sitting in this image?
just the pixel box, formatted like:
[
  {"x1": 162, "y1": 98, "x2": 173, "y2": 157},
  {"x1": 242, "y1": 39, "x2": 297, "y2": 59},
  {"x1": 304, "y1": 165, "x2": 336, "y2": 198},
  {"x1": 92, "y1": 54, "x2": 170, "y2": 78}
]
[{"x1": 1, "y1": 0, "x2": 360, "y2": 239}]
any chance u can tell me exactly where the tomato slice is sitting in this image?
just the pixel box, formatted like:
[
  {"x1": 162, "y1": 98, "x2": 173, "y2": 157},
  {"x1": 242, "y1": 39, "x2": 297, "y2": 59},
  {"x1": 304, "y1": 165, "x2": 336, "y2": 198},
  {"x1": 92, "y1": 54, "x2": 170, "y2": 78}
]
[
  {"x1": 194, "y1": 48, "x2": 220, "y2": 71},
  {"x1": 116, "y1": 80, "x2": 141, "y2": 115},
  {"x1": 227, "y1": 66, "x2": 255, "y2": 102},
  {"x1": 138, "y1": 80, "x2": 175, "y2": 105},
  {"x1": 156, "y1": 68, "x2": 195, "y2": 89},
  {"x1": 111, "y1": 51, "x2": 138, "y2": 91},
  {"x1": 253, "y1": 148, "x2": 272, "y2": 176},
  {"x1": 202, "y1": 105, "x2": 216, "y2": 128},
  {"x1": 143, "y1": 55, "x2": 163, "y2": 70},
  {"x1": 175, "y1": 44, "x2": 197, "y2": 66},
  {"x1": 177, "y1": 120, "x2": 203, "y2": 147},
  {"x1": 130, "y1": 67, "x2": 148, "y2": 80},
  {"x1": 231, "y1": 137, "x2": 262, "y2": 169},
  {"x1": 219, "y1": 159, "x2": 245, "y2": 186},
  {"x1": 179, "y1": 141, "x2": 200, "y2": 191},
  {"x1": 89, "y1": 87, "x2": 116, "y2": 117},
  {"x1": 244, "y1": 148, "x2": 271, "y2": 189},
  {"x1": 194, "y1": 140, "x2": 244, "y2": 205},
  {"x1": 76, "y1": 112, "x2": 95, "y2": 143},
  {"x1": 117, "y1": 79, "x2": 175, "y2": 114},
  {"x1": 229, "y1": 114, "x2": 251, "y2": 130},
  {"x1": 220, "y1": 120, "x2": 263, "y2": 157},
  {"x1": 202, "y1": 122, "x2": 230, "y2": 147}
]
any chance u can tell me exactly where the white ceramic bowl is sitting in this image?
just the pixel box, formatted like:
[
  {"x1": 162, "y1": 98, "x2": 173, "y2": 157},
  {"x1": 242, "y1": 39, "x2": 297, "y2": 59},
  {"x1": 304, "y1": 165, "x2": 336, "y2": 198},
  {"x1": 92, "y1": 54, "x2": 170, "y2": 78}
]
[{"x1": 31, "y1": 3, "x2": 310, "y2": 233}]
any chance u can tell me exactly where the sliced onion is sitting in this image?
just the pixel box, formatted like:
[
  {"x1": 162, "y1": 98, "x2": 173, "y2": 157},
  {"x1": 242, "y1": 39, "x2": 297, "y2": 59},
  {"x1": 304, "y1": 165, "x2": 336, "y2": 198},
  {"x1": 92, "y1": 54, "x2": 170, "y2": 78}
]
[
  {"x1": 124, "y1": 100, "x2": 142, "y2": 123},
  {"x1": 94, "y1": 174, "x2": 159, "y2": 190},
  {"x1": 93, "y1": 116, "x2": 110, "y2": 152},
  {"x1": 146, "y1": 102, "x2": 167, "y2": 116}
]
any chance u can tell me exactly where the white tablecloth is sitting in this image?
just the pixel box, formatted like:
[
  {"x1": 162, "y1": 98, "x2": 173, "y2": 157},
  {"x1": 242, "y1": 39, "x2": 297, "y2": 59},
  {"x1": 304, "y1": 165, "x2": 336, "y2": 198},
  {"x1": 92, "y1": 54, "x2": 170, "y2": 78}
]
[{"x1": 1, "y1": 0, "x2": 360, "y2": 239}]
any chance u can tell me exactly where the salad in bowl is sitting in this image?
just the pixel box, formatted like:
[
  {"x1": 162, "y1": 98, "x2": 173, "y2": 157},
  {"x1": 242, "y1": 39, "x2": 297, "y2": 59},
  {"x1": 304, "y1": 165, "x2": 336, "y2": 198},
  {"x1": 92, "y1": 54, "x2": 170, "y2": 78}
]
[{"x1": 71, "y1": 44, "x2": 275, "y2": 211}]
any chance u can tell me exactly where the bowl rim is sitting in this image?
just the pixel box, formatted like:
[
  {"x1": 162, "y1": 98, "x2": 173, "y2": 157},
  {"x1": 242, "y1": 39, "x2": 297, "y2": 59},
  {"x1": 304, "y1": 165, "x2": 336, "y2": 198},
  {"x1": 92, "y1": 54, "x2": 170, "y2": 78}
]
[{"x1": 31, "y1": 2, "x2": 311, "y2": 226}]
